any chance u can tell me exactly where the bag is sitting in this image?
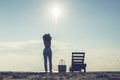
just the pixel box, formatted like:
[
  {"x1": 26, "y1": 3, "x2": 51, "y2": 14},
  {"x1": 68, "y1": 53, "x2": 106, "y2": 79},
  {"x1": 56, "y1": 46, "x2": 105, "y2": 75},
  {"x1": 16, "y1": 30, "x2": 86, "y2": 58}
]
[{"x1": 58, "y1": 59, "x2": 66, "y2": 73}]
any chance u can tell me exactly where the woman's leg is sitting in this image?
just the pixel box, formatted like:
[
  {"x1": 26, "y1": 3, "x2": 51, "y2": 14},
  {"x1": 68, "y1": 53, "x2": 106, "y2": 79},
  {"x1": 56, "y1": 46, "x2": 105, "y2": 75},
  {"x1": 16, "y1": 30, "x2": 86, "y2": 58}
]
[
  {"x1": 43, "y1": 49, "x2": 48, "y2": 72},
  {"x1": 48, "y1": 49, "x2": 52, "y2": 72}
]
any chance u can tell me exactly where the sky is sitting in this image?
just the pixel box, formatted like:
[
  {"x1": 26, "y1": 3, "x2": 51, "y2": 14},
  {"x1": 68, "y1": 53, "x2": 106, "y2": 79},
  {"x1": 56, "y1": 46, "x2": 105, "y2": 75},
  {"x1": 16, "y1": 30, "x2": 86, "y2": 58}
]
[{"x1": 0, "y1": 0, "x2": 120, "y2": 72}]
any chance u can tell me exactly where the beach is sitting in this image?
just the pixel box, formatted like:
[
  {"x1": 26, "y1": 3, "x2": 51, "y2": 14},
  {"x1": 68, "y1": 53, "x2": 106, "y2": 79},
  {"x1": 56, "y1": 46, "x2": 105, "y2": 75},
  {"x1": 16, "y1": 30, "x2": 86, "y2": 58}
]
[{"x1": 0, "y1": 72, "x2": 120, "y2": 80}]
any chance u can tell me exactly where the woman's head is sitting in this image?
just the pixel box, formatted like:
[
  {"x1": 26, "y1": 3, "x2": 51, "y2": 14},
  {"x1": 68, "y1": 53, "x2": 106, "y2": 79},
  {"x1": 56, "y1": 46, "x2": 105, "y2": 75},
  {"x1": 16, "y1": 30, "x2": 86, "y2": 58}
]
[{"x1": 43, "y1": 34, "x2": 52, "y2": 41}]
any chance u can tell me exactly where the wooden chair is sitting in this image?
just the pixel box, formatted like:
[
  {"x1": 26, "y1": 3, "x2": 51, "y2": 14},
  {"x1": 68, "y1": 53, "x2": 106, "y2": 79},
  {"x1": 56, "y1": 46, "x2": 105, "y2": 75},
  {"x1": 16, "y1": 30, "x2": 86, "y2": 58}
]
[{"x1": 70, "y1": 52, "x2": 87, "y2": 73}]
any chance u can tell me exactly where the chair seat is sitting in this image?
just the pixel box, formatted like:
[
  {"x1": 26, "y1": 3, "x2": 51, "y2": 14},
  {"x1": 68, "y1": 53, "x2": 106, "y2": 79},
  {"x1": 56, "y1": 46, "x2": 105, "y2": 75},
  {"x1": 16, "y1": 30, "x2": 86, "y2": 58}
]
[{"x1": 72, "y1": 63, "x2": 86, "y2": 68}]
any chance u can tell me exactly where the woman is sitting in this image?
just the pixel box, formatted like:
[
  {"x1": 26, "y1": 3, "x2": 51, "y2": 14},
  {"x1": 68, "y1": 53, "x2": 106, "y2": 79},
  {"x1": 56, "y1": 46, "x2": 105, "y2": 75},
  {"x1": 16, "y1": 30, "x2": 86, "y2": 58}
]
[{"x1": 42, "y1": 34, "x2": 52, "y2": 73}]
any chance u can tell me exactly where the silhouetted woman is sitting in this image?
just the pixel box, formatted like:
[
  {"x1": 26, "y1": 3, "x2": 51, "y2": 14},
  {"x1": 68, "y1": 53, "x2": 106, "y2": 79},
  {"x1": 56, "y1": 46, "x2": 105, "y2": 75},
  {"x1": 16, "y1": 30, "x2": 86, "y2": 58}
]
[{"x1": 43, "y1": 34, "x2": 52, "y2": 73}]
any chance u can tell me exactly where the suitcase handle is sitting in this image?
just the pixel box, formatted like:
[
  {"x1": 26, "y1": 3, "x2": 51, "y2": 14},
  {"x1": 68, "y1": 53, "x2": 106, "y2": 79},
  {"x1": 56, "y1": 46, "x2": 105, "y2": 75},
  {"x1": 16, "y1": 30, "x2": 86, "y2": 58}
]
[{"x1": 59, "y1": 59, "x2": 65, "y2": 65}]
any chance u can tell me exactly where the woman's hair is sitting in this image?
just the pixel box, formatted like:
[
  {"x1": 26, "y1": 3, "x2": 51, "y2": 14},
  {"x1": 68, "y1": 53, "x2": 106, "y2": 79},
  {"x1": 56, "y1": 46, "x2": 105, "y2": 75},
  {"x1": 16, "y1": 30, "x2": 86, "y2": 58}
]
[{"x1": 43, "y1": 34, "x2": 52, "y2": 41}]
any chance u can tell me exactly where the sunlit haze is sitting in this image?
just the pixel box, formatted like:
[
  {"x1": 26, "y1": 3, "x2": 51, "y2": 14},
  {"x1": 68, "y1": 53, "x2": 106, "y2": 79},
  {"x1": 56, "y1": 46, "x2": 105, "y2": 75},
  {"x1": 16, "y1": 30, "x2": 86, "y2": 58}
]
[{"x1": 51, "y1": 6, "x2": 61, "y2": 24}]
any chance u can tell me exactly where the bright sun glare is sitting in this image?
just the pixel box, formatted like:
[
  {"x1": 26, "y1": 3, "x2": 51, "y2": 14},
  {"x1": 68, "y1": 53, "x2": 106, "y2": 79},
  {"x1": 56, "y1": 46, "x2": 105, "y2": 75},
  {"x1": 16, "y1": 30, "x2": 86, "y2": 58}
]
[
  {"x1": 52, "y1": 7, "x2": 61, "y2": 18},
  {"x1": 51, "y1": 7, "x2": 61, "y2": 24}
]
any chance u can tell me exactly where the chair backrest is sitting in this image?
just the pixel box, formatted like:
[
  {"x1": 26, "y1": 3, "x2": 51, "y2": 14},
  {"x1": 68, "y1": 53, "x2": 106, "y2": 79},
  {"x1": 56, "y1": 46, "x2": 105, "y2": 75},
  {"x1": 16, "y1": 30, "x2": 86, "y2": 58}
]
[{"x1": 72, "y1": 52, "x2": 85, "y2": 64}]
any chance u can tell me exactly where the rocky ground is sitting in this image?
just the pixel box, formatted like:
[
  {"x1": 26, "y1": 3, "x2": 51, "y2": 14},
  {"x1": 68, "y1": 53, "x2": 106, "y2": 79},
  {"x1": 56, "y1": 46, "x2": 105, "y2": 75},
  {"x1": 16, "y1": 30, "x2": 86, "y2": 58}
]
[{"x1": 0, "y1": 72, "x2": 120, "y2": 80}]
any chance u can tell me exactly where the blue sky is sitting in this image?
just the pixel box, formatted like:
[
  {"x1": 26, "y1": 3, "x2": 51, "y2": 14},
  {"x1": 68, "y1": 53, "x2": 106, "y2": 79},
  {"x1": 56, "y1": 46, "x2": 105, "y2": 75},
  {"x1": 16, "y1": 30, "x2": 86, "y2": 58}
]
[{"x1": 0, "y1": 0, "x2": 120, "y2": 72}]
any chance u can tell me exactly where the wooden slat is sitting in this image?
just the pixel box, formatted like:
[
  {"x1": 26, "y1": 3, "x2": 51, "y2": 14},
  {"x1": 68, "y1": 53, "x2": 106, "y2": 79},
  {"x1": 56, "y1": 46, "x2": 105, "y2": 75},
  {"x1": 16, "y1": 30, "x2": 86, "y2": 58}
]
[
  {"x1": 72, "y1": 59, "x2": 84, "y2": 60},
  {"x1": 72, "y1": 62, "x2": 83, "y2": 64},
  {"x1": 72, "y1": 53, "x2": 85, "y2": 57},
  {"x1": 72, "y1": 52, "x2": 85, "y2": 64},
  {"x1": 72, "y1": 58, "x2": 84, "y2": 60},
  {"x1": 72, "y1": 56, "x2": 84, "y2": 57},
  {"x1": 72, "y1": 52, "x2": 85, "y2": 54},
  {"x1": 72, "y1": 59, "x2": 84, "y2": 62}
]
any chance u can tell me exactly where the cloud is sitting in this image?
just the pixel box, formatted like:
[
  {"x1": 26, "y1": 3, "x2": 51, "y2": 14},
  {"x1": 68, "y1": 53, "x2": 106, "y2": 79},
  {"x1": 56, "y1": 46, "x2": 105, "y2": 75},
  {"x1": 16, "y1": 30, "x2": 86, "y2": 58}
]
[
  {"x1": 0, "y1": 40, "x2": 73, "y2": 72},
  {"x1": 0, "y1": 40, "x2": 120, "y2": 72}
]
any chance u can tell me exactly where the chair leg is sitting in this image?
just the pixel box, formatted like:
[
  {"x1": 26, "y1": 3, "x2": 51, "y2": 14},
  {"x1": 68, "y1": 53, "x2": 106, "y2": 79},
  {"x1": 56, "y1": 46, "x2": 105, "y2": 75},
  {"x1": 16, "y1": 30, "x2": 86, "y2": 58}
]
[
  {"x1": 79, "y1": 69, "x2": 81, "y2": 73},
  {"x1": 72, "y1": 70, "x2": 74, "y2": 73},
  {"x1": 70, "y1": 68, "x2": 71, "y2": 73},
  {"x1": 70, "y1": 68, "x2": 73, "y2": 73},
  {"x1": 84, "y1": 68, "x2": 86, "y2": 73}
]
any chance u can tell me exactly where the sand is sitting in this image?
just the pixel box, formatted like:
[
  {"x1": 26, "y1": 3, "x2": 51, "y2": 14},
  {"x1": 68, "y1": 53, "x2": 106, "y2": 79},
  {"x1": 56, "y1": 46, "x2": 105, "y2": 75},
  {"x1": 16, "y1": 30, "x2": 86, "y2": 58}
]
[{"x1": 0, "y1": 72, "x2": 120, "y2": 80}]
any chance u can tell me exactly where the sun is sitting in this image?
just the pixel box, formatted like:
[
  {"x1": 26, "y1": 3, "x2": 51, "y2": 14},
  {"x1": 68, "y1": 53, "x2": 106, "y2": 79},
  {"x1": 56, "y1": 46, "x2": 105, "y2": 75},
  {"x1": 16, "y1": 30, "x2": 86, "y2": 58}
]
[{"x1": 51, "y1": 7, "x2": 61, "y2": 19}]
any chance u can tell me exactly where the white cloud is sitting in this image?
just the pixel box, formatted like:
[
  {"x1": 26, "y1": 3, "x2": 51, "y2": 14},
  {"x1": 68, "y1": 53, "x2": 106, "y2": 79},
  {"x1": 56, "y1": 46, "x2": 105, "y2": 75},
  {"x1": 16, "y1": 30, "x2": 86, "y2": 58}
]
[
  {"x1": 0, "y1": 40, "x2": 120, "y2": 72},
  {"x1": 0, "y1": 40, "x2": 73, "y2": 72}
]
